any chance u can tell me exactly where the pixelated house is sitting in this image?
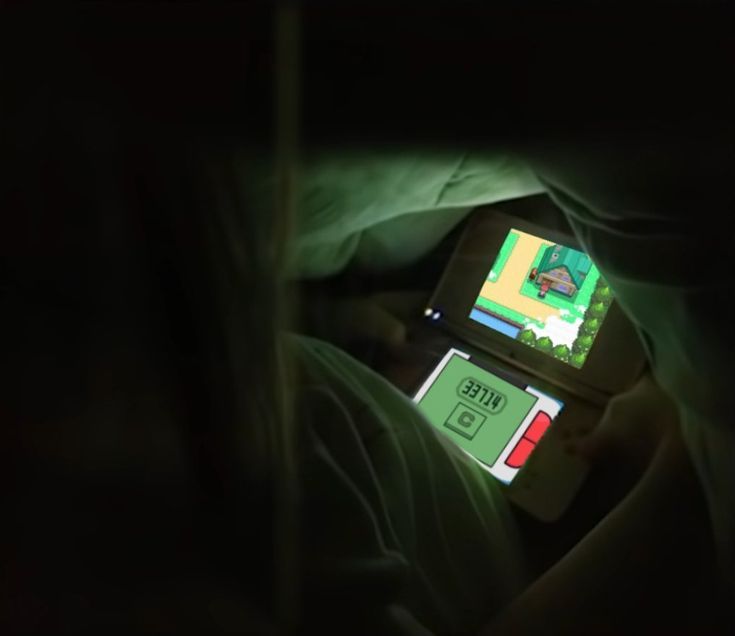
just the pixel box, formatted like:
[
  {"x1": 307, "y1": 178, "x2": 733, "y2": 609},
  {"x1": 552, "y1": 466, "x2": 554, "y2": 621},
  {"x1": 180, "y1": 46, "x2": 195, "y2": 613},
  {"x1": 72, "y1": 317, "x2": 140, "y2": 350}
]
[{"x1": 530, "y1": 245, "x2": 592, "y2": 300}]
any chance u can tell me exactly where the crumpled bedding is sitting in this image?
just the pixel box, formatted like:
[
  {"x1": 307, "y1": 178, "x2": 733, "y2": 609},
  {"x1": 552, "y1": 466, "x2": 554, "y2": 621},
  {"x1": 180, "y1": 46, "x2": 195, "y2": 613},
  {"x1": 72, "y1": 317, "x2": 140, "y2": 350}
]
[
  {"x1": 527, "y1": 150, "x2": 734, "y2": 594},
  {"x1": 287, "y1": 151, "x2": 544, "y2": 278},
  {"x1": 284, "y1": 145, "x2": 735, "y2": 596}
]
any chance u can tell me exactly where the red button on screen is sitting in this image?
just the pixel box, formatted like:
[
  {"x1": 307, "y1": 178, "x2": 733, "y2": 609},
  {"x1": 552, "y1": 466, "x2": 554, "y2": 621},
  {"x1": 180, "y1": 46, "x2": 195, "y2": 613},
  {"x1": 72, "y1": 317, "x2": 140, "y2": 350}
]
[
  {"x1": 524, "y1": 411, "x2": 551, "y2": 443},
  {"x1": 505, "y1": 438, "x2": 535, "y2": 468}
]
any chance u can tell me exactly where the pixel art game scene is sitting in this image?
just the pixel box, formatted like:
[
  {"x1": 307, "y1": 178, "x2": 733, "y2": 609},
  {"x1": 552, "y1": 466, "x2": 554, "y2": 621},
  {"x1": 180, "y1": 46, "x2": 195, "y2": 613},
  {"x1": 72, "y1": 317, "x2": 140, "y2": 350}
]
[{"x1": 469, "y1": 229, "x2": 613, "y2": 368}]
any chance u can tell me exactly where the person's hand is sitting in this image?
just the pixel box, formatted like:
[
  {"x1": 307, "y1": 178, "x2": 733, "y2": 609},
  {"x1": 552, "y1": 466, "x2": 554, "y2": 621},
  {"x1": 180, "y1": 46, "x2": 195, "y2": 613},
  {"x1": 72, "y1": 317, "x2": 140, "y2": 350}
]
[
  {"x1": 565, "y1": 372, "x2": 682, "y2": 477},
  {"x1": 327, "y1": 293, "x2": 411, "y2": 349},
  {"x1": 299, "y1": 288, "x2": 428, "y2": 350}
]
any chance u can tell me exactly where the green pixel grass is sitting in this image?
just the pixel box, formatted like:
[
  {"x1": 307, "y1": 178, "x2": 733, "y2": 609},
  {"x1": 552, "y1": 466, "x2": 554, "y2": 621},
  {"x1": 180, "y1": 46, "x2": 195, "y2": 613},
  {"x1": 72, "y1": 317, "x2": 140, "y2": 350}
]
[{"x1": 487, "y1": 231, "x2": 519, "y2": 281}]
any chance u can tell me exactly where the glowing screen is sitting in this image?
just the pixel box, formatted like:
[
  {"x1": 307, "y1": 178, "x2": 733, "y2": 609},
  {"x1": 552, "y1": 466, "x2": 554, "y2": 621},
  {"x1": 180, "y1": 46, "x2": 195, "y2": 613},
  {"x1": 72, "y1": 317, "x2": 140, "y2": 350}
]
[
  {"x1": 414, "y1": 348, "x2": 562, "y2": 484},
  {"x1": 468, "y1": 229, "x2": 613, "y2": 368}
]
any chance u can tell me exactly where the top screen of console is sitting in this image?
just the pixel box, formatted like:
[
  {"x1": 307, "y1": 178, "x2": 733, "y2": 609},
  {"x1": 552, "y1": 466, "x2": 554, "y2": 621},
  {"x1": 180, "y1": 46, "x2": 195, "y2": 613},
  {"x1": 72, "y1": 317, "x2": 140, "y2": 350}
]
[{"x1": 468, "y1": 229, "x2": 613, "y2": 369}]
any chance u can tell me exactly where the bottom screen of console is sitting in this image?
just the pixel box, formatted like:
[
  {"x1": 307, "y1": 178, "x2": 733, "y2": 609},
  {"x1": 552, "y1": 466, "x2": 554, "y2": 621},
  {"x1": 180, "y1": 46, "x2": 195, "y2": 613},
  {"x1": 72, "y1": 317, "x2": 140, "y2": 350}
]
[{"x1": 413, "y1": 348, "x2": 563, "y2": 484}]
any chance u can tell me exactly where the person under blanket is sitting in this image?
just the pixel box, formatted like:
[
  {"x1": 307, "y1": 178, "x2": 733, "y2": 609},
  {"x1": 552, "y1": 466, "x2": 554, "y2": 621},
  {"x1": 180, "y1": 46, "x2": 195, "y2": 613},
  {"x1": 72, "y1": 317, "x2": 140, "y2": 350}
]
[
  {"x1": 3, "y1": 5, "x2": 729, "y2": 635},
  {"x1": 3, "y1": 121, "x2": 716, "y2": 634}
]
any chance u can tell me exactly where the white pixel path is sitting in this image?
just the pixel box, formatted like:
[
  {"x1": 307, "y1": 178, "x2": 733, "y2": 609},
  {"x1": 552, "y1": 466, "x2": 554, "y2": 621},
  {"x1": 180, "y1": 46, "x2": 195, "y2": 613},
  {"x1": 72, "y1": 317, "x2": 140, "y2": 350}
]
[{"x1": 529, "y1": 315, "x2": 582, "y2": 348}]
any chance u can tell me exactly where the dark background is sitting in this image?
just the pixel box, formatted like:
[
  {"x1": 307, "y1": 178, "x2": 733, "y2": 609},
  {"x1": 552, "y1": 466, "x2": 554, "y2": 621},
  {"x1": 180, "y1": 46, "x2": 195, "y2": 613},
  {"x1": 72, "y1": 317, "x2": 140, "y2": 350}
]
[
  {"x1": 3, "y1": 1, "x2": 731, "y2": 147},
  {"x1": 1, "y1": 1, "x2": 732, "y2": 633}
]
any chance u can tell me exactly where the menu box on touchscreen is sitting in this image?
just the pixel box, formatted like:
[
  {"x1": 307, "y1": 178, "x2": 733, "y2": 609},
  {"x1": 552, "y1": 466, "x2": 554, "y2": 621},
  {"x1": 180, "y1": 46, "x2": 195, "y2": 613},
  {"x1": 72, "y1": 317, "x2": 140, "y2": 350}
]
[{"x1": 414, "y1": 348, "x2": 563, "y2": 485}]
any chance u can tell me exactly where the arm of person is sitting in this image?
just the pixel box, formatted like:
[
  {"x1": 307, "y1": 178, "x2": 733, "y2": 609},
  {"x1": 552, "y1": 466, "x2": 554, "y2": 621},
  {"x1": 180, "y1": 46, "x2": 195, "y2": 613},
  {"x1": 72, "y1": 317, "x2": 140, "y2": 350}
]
[{"x1": 481, "y1": 402, "x2": 713, "y2": 635}]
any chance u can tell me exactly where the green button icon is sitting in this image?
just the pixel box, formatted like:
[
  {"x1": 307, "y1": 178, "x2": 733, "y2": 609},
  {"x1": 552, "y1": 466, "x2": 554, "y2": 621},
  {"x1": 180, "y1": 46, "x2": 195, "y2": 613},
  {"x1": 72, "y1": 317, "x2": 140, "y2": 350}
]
[{"x1": 445, "y1": 402, "x2": 487, "y2": 440}]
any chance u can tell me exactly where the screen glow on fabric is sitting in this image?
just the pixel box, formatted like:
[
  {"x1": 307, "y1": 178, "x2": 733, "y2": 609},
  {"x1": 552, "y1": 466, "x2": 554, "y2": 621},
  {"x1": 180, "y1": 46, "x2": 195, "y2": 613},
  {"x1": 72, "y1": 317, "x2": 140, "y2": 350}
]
[{"x1": 468, "y1": 229, "x2": 613, "y2": 368}]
